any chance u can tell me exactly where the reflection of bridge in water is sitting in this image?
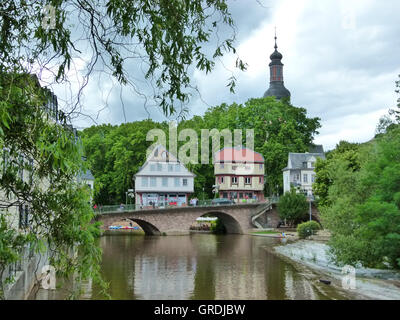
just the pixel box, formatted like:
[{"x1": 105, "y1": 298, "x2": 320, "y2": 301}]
[{"x1": 95, "y1": 199, "x2": 280, "y2": 235}]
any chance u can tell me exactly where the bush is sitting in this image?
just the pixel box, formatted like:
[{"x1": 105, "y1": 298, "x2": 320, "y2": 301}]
[
  {"x1": 278, "y1": 189, "x2": 309, "y2": 226},
  {"x1": 297, "y1": 221, "x2": 321, "y2": 239}
]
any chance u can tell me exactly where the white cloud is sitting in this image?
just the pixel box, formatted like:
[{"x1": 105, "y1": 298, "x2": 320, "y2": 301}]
[{"x1": 52, "y1": 0, "x2": 400, "y2": 152}]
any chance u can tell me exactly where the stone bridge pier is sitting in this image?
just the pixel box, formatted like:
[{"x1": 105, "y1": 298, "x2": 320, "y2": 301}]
[{"x1": 94, "y1": 203, "x2": 279, "y2": 235}]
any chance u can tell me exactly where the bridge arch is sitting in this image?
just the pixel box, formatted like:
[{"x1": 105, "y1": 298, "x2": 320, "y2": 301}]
[
  {"x1": 127, "y1": 218, "x2": 161, "y2": 236},
  {"x1": 199, "y1": 211, "x2": 243, "y2": 234}
]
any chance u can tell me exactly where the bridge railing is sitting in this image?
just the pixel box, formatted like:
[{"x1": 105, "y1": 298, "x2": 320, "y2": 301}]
[
  {"x1": 94, "y1": 196, "x2": 280, "y2": 215},
  {"x1": 94, "y1": 204, "x2": 137, "y2": 214}
]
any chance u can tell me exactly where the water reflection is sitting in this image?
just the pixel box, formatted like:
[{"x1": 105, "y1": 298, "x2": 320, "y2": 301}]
[{"x1": 31, "y1": 234, "x2": 350, "y2": 300}]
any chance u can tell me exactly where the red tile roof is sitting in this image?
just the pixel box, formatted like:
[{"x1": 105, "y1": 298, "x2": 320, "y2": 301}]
[{"x1": 214, "y1": 147, "x2": 264, "y2": 163}]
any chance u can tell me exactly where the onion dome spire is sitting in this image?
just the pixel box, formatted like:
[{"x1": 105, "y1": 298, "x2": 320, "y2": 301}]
[{"x1": 263, "y1": 29, "x2": 291, "y2": 101}]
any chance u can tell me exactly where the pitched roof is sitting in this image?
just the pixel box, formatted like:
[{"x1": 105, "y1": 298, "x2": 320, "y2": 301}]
[
  {"x1": 134, "y1": 144, "x2": 195, "y2": 177},
  {"x1": 214, "y1": 147, "x2": 264, "y2": 163},
  {"x1": 285, "y1": 152, "x2": 325, "y2": 170}
]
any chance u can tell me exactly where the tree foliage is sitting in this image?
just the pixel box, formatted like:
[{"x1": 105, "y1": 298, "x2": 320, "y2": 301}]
[
  {"x1": 81, "y1": 97, "x2": 321, "y2": 204},
  {"x1": 319, "y1": 126, "x2": 400, "y2": 269},
  {"x1": 0, "y1": 0, "x2": 245, "y2": 116},
  {"x1": 277, "y1": 189, "x2": 309, "y2": 226},
  {"x1": 0, "y1": 74, "x2": 106, "y2": 298},
  {"x1": 0, "y1": 0, "x2": 249, "y2": 299},
  {"x1": 313, "y1": 140, "x2": 361, "y2": 207},
  {"x1": 297, "y1": 220, "x2": 321, "y2": 239}
]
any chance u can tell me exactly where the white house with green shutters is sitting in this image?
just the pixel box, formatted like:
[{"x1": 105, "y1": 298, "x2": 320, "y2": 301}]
[{"x1": 134, "y1": 145, "x2": 195, "y2": 207}]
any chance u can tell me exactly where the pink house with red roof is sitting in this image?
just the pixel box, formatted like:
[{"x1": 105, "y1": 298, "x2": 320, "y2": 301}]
[{"x1": 213, "y1": 147, "x2": 265, "y2": 202}]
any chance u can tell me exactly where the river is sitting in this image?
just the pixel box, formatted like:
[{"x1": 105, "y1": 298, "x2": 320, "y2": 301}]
[{"x1": 30, "y1": 233, "x2": 353, "y2": 300}]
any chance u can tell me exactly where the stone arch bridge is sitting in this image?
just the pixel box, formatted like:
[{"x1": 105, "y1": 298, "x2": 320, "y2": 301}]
[{"x1": 95, "y1": 202, "x2": 280, "y2": 235}]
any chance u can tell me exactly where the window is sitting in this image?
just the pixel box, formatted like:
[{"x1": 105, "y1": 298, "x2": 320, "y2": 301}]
[
  {"x1": 175, "y1": 164, "x2": 181, "y2": 172},
  {"x1": 245, "y1": 177, "x2": 251, "y2": 184},
  {"x1": 162, "y1": 177, "x2": 168, "y2": 187},
  {"x1": 220, "y1": 176, "x2": 224, "y2": 184},
  {"x1": 18, "y1": 154, "x2": 24, "y2": 180},
  {"x1": 231, "y1": 177, "x2": 238, "y2": 184},
  {"x1": 19, "y1": 205, "x2": 29, "y2": 229},
  {"x1": 223, "y1": 192, "x2": 228, "y2": 198},
  {"x1": 182, "y1": 178, "x2": 188, "y2": 186},
  {"x1": 150, "y1": 177, "x2": 156, "y2": 187},
  {"x1": 303, "y1": 174, "x2": 308, "y2": 183},
  {"x1": 259, "y1": 176, "x2": 263, "y2": 184},
  {"x1": 29, "y1": 158, "x2": 34, "y2": 183},
  {"x1": 220, "y1": 163, "x2": 224, "y2": 169},
  {"x1": 259, "y1": 164, "x2": 263, "y2": 170},
  {"x1": 141, "y1": 177, "x2": 148, "y2": 187},
  {"x1": 302, "y1": 162, "x2": 307, "y2": 168},
  {"x1": 168, "y1": 164, "x2": 174, "y2": 172},
  {"x1": 2, "y1": 148, "x2": 9, "y2": 174},
  {"x1": 295, "y1": 173, "x2": 300, "y2": 181},
  {"x1": 174, "y1": 177, "x2": 180, "y2": 187},
  {"x1": 239, "y1": 193, "x2": 243, "y2": 199},
  {"x1": 156, "y1": 163, "x2": 162, "y2": 171},
  {"x1": 150, "y1": 164, "x2": 156, "y2": 171},
  {"x1": 311, "y1": 175, "x2": 316, "y2": 183},
  {"x1": 310, "y1": 162, "x2": 315, "y2": 168}
]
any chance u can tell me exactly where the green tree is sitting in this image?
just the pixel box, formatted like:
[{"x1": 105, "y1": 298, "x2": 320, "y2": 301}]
[
  {"x1": 388, "y1": 74, "x2": 400, "y2": 123},
  {"x1": 320, "y1": 126, "x2": 400, "y2": 269},
  {"x1": 80, "y1": 120, "x2": 168, "y2": 204},
  {"x1": 277, "y1": 189, "x2": 309, "y2": 226},
  {"x1": 1, "y1": 0, "x2": 249, "y2": 299},
  {"x1": 313, "y1": 140, "x2": 361, "y2": 207},
  {"x1": 81, "y1": 97, "x2": 321, "y2": 202},
  {"x1": 0, "y1": 0, "x2": 245, "y2": 116},
  {"x1": 377, "y1": 75, "x2": 400, "y2": 135},
  {"x1": 0, "y1": 74, "x2": 106, "y2": 298},
  {"x1": 184, "y1": 97, "x2": 321, "y2": 197}
]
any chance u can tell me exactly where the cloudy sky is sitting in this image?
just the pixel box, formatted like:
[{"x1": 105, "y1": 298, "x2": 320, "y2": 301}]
[{"x1": 59, "y1": 0, "x2": 400, "y2": 151}]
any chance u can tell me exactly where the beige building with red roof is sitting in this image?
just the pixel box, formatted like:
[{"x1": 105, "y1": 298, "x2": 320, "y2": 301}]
[{"x1": 213, "y1": 147, "x2": 265, "y2": 202}]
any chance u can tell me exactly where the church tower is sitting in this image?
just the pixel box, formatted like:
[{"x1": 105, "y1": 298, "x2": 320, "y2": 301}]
[{"x1": 263, "y1": 32, "x2": 291, "y2": 100}]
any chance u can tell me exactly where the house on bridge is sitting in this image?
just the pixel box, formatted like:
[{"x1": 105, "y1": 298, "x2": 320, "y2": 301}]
[
  {"x1": 134, "y1": 144, "x2": 195, "y2": 207},
  {"x1": 213, "y1": 146, "x2": 265, "y2": 203}
]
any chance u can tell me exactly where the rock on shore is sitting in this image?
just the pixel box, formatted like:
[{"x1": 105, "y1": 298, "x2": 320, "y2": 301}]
[{"x1": 274, "y1": 240, "x2": 400, "y2": 300}]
